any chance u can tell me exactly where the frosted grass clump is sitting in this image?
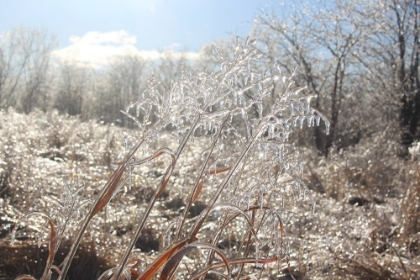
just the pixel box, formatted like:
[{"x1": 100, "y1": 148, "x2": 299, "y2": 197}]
[{"x1": 11, "y1": 38, "x2": 328, "y2": 280}]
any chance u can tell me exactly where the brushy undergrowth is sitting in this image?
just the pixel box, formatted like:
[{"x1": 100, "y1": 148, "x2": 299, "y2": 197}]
[{"x1": 1, "y1": 37, "x2": 419, "y2": 280}]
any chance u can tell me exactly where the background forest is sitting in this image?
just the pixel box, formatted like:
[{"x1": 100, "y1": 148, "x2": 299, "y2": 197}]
[{"x1": 1, "y1": 0, "x2": 420, "y2": 279}]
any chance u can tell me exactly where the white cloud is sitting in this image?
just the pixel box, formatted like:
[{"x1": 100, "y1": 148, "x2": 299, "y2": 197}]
[
  {"x1": 52, "y1": 30, "x2": 199, "y2": 68},
  {"x1": 69, "y1": 30, "x2": 136, "y2": 45}
]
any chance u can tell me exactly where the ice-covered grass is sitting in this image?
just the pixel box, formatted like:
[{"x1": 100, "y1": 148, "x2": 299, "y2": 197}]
[{"x1": 1, "y1": 38, "x2": 419, "y2": 280}]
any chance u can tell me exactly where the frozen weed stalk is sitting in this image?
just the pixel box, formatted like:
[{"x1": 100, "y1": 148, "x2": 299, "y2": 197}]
[{"x1": 13, "y1": 38, "x2": 329, "y2": 280}]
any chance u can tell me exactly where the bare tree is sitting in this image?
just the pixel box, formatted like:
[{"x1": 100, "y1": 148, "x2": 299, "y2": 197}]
[
  {"x1": 153, "y1": 51, "x2": 189, "y2": 94},
  {"x1": 100, "y1": 54, "x2": 148, "y2": 125},
  {"x1": 0, "y1": 27, "x2": 57, "y2": 112},
  {"x1": 194, "y1": 39, "x2": 237, "y2": 72},
  {"x1": 254, "y1": 1, "x2": 365, "y2": 156},
  {"x1": 353, "y1": 0, "x2": 420, "y2": 156},
  {"x1": 53, "y1": 61, "x2": 92, "y2": 116},
  {"x1": 0, "y1": 27, "x2": 29, "y2": 108}
]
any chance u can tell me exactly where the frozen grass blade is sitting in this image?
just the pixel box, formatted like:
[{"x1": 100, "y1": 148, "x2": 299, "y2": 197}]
[
  {"x1": 159, "y1": 243, "x2": 231, "y2": 280},
  {"x1": 175, "y1": 113, "x2": 230, "y2": 240},
  {"x1": 189, "y1": 125, "x2": 265, "y2": 239},
  {"x1": 12, "y1": 212, "x2": 58, "y2": 280},
  {"x1": 136, "y1": 237, "x2": 193, "y2": 280},
  {"x1": 112, "y1": 147, "x2": 176, "y2": 280},
  {"x1": 58, "y1": 137, "x2": 148, "y2": 280},
  {"x1": 112, "y1": 115, "x2": 201, "y2": 280}
]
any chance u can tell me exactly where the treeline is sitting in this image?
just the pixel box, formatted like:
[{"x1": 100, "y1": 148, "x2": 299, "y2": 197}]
[
  {"x1": 252, "y1": 0, "x2": 419, "y2": 157},
  {"x1": 0, "y1": 27, "x2": 197, "y2": 127},
  {"x1": 1, "y1": 0, "x2": 419, "y2": 158}
]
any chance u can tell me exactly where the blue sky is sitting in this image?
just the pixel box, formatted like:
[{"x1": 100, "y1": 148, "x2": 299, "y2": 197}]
[
  {"x1": 0, "y1": 0, "x2": 286, "y2": 67},
  {"x1": 0, "y1": 0, "x2": 283, "y2": 50}
]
